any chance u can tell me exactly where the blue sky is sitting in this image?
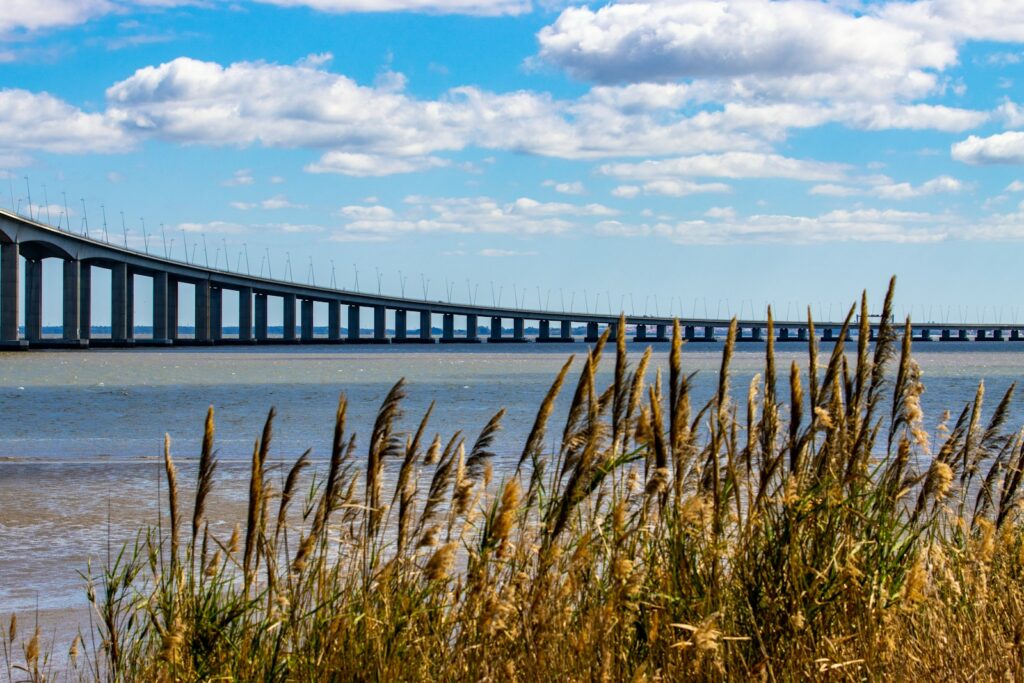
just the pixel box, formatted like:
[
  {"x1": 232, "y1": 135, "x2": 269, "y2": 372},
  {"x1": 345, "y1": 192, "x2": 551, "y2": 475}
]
[{"x1": 4, "y1": 0, "x2": 1024, "y2": 327}]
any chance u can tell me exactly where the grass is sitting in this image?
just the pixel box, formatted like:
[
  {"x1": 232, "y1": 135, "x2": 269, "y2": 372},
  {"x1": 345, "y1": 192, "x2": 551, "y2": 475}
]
[{"x1": 7, "y1": 276, "x2": 1024, "y2": 680}]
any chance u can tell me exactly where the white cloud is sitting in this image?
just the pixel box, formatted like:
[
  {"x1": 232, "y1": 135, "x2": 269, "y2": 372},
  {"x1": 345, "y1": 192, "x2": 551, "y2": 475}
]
[
  {"x1": 306, "y1": 152, "x2": 449, "y2": 176},
  {"x1": 704, "y1": 206, "x2": 735, "y2": 220},
  {"x1": 952, "y1": 132, "x2": 1024, "y2": 165},
  {"x1": 222, "y1": 169, "x2": 254, "y2": 187},
  {"x1": 335, "y1": 195, "x2": 614, "y2": 239},
  {"x1": 811, "y1": 175, "x2": 966, "y2": 200},
  {"x1": 612, "y1": 186, "x2": 640, "y2": 199},
  {"x1": 0, "y1": 89, "x2": 130, "y2": 155},
  {"x1": 0, "y1": 0, "x2": 114, "y2": 35},
  {"x1": 543, "y1": 179, "x2": 585, "y2": 195},
  {"x1": 479, "y1": 248, "x2": 537, "y2": 257},
  {"x1": 631, "y1": 180, "x2": 731, "y2": 198},
  {"x1": 1006, "y1": 180, "x2": 1024, "y2": 192},
  {"x1": 177, "y1": 220, "x2": 246, "y2": 234},
  {"x1": 230, "y1": 194, "x2": 306, "y2": 210},
  {"x1": 254, "y1": 0, "x2": 531, "y2": 16},
  {"x1": 600, "y1": 152, "x2": 848, "y2": 182}
]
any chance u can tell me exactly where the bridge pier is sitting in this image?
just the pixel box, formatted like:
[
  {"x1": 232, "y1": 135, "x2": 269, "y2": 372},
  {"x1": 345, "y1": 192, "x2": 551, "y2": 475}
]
[
  {"x1": 608, "y1": 321, "x2": 619, "y2": 342},
  {"x1": 941, "y1": 329, "x2": 951, "y2": 341},
  {"x1": 777, "y1": 327, "x2": 790, "y2": 342},
  {"x1": 538, "y1": 319, "x2": 551, "y2": 342},
  {"x1": 585, "y1": 321, "x2": 599, "y2": 342},
  {"x1": 210, "y1": 287, "x2": 223, "y2": 341},
  {"x1": 420, "y1": 310, "x2": 433, "y2": 341},
  {"x1": 238, "y1": 287, "x2": 253, "y2": 341},
  {"x1": 255, "y1": 293, "x2": 268, "y2": 340},
  {"x1": 442, "y1": 313, "x2": 454, "y2": 341},
  {"x1": 282, "y1": 294, "x2": 296, "y2": 341},
  {"x1": 994, "y1": 329, "x2": 1005, "y2": 341},
  {"x1": 634, "y1": 323, "x2": 647, "y2": 342},
  {"x1": 560, "y1": 319, "x2": 574, "y2": 342},
  {"x1": 465, "y1": 313, "x2": 478, "y2": 342},
  {"x1": 703, "y1": 325, "x2": 716, "y2": 342},
  {"x1": 489, "y1": 316, "x2": 501, "y2": 342},
  {"x1": 374, "y1": 305, "x2": 387, "y2": 342},
  {"x1": 111, "y1": 262, "x2": 129, "y2": 343},
  {"x1": 152, "y1": 271, "x2": 168, "y2": 342},
  {"x1": 63, "y1": 259, "x2": 80, "y2": 341},
  {"x1": 395, "y1": 309, "x2": 408, "y2": 341},
  {"x1": 167, "y1": 278, "x2": 177, "y2": 340},
  {"x1": 24, "y1": 258, "x2": 42, "y2": 342},
  {"x1": 514, "y1": 318, "x2": 525, "y2": 341},
  {"x1": 656, "y1": 323, "x2": 667, "y2": 341},
  {"x1": 194, "y1": 278, "x2": 210, "y2": 343},
  {"x1": 328, "y1": 300, "x2": 341, "y2": 340},
  {"x1": 301, "y1": 298, "x2": 314, "y2": 341},
  {"x1": 126, "y1": 273, "x2": 134, "y2": 340},
  {"x1": 0, "y1": 242, "x2": 19, "y2": 344},
  {"x1": 959, "y1": 329, "x2": 968, "y2": 341},
  {"x1": 348, "y1": 304, "x2": 360, "y2": 342},
  {"x1": 977, "y1": 330, "x2": 987, "y2": 341},
  {"x1": 1013, "y1": 330, "x2": 1022, "y2": 342},
  {"x1": 79, "y1": 264, "x2": 91, "y2": 340}
]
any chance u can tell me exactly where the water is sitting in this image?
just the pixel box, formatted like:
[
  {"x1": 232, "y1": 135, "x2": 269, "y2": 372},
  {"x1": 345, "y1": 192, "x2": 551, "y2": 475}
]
[{"x1": 2, "y1": 342, "x2": 1023, "y2": 619}]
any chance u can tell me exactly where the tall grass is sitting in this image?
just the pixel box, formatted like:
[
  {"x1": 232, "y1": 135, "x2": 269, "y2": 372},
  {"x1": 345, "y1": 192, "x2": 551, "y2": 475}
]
[{"x1": 7, "y1": 277, "x2": 1024, "y2": 680}]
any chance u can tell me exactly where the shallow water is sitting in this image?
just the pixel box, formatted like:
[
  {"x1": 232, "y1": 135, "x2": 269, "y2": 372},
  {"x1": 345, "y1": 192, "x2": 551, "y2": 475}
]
[{"x1": 2, "y1": 341, "x2": 1024, "y2": 615}]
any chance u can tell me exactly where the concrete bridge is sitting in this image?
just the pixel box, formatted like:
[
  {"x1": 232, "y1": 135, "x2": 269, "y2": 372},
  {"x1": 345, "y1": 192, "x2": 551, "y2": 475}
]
[{"x1": 0, "y1": 208, "x2": 1020, "y2": 349}]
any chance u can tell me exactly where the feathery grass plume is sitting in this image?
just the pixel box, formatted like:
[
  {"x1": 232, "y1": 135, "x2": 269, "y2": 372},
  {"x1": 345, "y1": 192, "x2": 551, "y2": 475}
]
[
  {"x1": 191, "y1": 406, "x2": 217, "y2": 562},
  {"x1": 395, "y1": 402, "x2": 434, "y2": 553},
  {"x1": 807, "y1": 306, "x2": 819, "y2": 412},
  {"x1": 312, "y1": 395, "x2": 352, "y2": 545},
  {"x1": 517, "y1": 357, "x2": 573, "y2": 474},
  {"x1": 486, "y1": 478, "x2": 521, "y2": 556},
  {"x1": 626, "y1": 347, "x2": 652, "y2": 445},
  {"x1": 424, "y1": 541, "x2": 457, "y2": 582},
  {"x1": 669, "y1": 319, "x2": 683, "y2": 443},
  {"x1": 466, "y1": 408, "x2": 505, "y2": 482},
  {"x1": 789, "y1": 361, "x2": 804, "y2": 474},
  {"x1": 367, "y1": 380, "x2": 406, "y2": 539},
  {"x1": 275, "y1": 449, "x2": 311, "y2": 545},
  {"x1": 415, "y1": 432, "x2": 463, "y2": 545},
  {"x1": 612, "y1": 313, "x2": 629, "y2": 448},
  {"x1": 163, "y1": 433, "x2": 180, "y2": 569},
  {"x1": 242, "y1": 409, "x2": 274, "y2": 588},
  {"x1": 424, "y1": 434, "x2": 442, "y2": 465}
]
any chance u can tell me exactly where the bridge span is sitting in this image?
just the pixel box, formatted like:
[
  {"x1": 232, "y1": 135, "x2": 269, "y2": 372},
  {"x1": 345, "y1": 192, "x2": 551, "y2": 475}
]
[{"x1": 0, "y1": 208, "x2": 1019, "y2": 349}]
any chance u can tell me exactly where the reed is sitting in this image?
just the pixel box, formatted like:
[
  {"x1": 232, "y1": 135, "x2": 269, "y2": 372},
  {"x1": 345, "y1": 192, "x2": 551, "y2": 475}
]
[{"x1": 9, "y1": 279, "x2": 1024, "y2": 681}]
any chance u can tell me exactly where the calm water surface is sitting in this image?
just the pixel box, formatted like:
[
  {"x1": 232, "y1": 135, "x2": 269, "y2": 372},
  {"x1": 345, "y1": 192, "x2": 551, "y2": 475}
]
[{"x1": 2, "y1": 342, "x2": 1024, "y2": 616}]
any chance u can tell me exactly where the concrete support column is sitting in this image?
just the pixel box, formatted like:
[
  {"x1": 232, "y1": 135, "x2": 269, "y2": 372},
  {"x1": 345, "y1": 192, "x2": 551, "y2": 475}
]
[
  {"x1": 608, "y1": 321, "x2": 619, "y2": 341},
  {"x1": 684, "y1": 325, "x2": 695, "y2": 341},
  {"x1": 255, "y1": 293, "x2": 268, "y2": 340},
  {"x1": 490, "y1": 316, "x2": 502, "y2": 341},
  {"x1": 63, "y1": 259, "x2": 80, "y2": 341},
  {"x1": 442, "y1": 313, "x2": 454, "y2": 340},
  {"x1": 328, "y1": 301, "x2": 341, "y2": 340},
  {"x1": 238, "y1": 287, "x2": 253, "y2": 341},
  {"x1": 374, "y1": 306, "x2": 386, "y2": 341},
  {"x1": 465, "y1": 314, "x2": 478, "y2": 341},
  {"x1": 823, "y1": 328, "x2": 835, "y2": 342},
  {"x1": 167, "y1": 279, "x2": 177, "y2": 340},
  {"x1": 152, "y1": 271, "x2": 168, "y2": 342},
  {"x1": 282, "y1": 293, "x2": 296, "y2": 340},
  {"x1": 797, "y1": 328, "x2": 807, "y2": 342},
  {"x1": 656, "y1": 324, "x2": 667, "y2": 341},
  {"x1": 560, "y1": 320, "x2": 573, "y2": 341},
  {"x1": 210, "y1": 287, "x2": 222, "y2": 341},
  {"x1": 635, "y1": 323, "x2": 647, "y2": 342},
  {"x1": 0, "y1": 242, "x2": 18, "y2": 341},
  {"x1": 126, "y1": 273, "x2": 134, "y2": 340},
  {"x1": 1012, "y1": 330, "x2": 1021, "y2": 342},
  {"x1": 79, "y1": 264, "x2": 91, "y2": 340},
  {"x1": 348, "y1": 305, "x2": 360, "y2": 341},
  {"x1": 393, "y1": 311, "x2": 405, "y2": 339},
  {"x1": 585, "y1": 321, "x2": 599, "y2": 342},
  {"x1": 24, "y1": 259, "x2": 42, "y2": 341},
  {"x1": 958, "y1": 329, "x2": 968, "y2": 341},
  {"x1": 920, "y1": 328, "x2": 932, "y2": 341},
  {"x1": 539, "y1": 319, "x2": 550, "y2": 341},
  {"x1": 194, "y1": 279, "x2": 210, "y2": 342},
  {"x1": 513, "y1": 318, "x2": 525, "y2": 341},
  {"x1": 420, "y1": 311, "x2": 432, "y2": 340},
  {"x1": 778, "y1": 328, "x2": 790, "y2": 341},
  {"x1": 111, "y1": 262, "x2": 129, "y2": 342},
  {"x1": 994, "y1": 329, "x2": 1004, "y2": 341},
  {"x1": 301, "y1": 299, "x2": 314, "y2": 341},
  {"x1": 752, "y1": 327, "x2": 762, "y2": 341},
  {"x1": 704, "y1": 325, "x2": 715, "y2": 341}
]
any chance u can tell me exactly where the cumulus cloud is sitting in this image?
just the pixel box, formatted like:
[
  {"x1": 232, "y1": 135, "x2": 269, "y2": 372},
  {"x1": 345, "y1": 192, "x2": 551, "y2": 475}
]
[
  {"x1": 543, "y1": 179, "x2": 585, "y2": 195},
  {"x1": 222, "y1": 169, "x2": 254, "y2": 187},
  {"x1": 230, "y1": 195, "x2": 306, "y2": 211},
  {"x1": 810, "y1": 175, "x2": 966, "y2": 200},
  {"x1": 952, "y1": 132, "x2": 1024, "y2": 164},
  {"x1": 334, "y1": 195, "x2": 616, "y2": 239},
  {"x1": 600, "y1": 152, "x2": 849, "y2": 182},
  {"x1": 0, "y1": 89, "x2": 130, "y2": 155},
  {"x1": 254, "y1": 0, "x2": 530, "y2": 16},
  {"x1": 479, "y1": 248, "x2": 537, "y2": 256}
]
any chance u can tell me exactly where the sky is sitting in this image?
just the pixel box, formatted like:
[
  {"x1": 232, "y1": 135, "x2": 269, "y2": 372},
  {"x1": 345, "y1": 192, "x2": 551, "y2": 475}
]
[{"x1": 4, "y1": 0, "x2": 1024, "y2": 327}]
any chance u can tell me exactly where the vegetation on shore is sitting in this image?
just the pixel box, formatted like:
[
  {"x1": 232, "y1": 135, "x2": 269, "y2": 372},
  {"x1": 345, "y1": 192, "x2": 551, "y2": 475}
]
[{"x1": 6, "y1": 278, "x2": 1024, "y2": 680}]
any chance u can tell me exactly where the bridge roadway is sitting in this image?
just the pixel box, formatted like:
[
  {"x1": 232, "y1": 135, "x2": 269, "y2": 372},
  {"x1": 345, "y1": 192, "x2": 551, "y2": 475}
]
[{"x1": 0, "y1": 208, "x2": 1020, "y2": 349}]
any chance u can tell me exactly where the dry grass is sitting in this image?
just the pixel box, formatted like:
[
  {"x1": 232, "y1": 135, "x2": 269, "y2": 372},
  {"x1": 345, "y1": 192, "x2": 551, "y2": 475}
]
[{"x1": 7, "y1": 277, "x2": 1024, "y2": 681}]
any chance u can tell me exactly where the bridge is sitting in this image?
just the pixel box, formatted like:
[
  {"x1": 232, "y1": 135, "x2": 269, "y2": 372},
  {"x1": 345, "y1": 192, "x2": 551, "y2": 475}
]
[{"x1": 0, "y1": 208, "x2": 1020, "y2": 349}]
